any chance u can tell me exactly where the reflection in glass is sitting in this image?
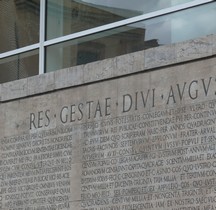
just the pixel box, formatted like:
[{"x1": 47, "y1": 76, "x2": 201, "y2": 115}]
[
  {"x1": 46, "y1": 0, "x2": 194, "y2": 40},
  {"x1": 46, "y1": 2, "x2": 216, "y2": 73},
  {"x1": 0, "y1": 50, "x2": 39, "y2": 83},
  {"x1": 0, "y1": 0, "x2": 40, "y2": 53},
  {"x1": 171, "y1": 0, "x2": 194, "y2": 6}
]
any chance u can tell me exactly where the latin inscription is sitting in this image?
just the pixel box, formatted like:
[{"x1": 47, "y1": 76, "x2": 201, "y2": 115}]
[
  {"x1": 80, "y1": 99, "x2": 216, "y2": 210},
  {"x1": 1, "y1": 74, "x2": 216, "y2": 210},
  {"x1": 0, "y1": 127, "x2": 75, "y2": 209},
  {"x1": 29, "y1": 77, "x2": 215, "y2": 130}
]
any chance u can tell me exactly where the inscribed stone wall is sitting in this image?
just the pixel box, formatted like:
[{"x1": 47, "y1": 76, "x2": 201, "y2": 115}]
[{"x1": 1, "y1": 57, "x2": 216, "y2": 210}]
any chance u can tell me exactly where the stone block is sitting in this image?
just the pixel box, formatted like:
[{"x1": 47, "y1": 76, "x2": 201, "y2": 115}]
[
  {"x1": 28, "y1": 72, "x2": 55, "y2": 95},
  {"x1": 176, "y1": 36, "x2": 213, "y2": 62},
  {"x1": 83, "y1": 58, "x2": 115, "y2": 83},
  {"x1": 55, "y1": 66, "x2": 84, "y2": 89},
  {"x1": 212, "y1": 34, "x2": 216, "y2": 54},
  {"x1": 1, "y1": 78, "x2": 27, "y2": 101},
  {"x1": 67, "y1": 65, "x2": 84, "y2": 86},
  {"x1": 54, "y1": 68, "x2": 69, "y2": 89},
  {"x1": 145, "y1": 44, "x2": 176, "y2": 69},
  {"x1": 114, "y1": 51, "x2": 145, "y2": 77}
]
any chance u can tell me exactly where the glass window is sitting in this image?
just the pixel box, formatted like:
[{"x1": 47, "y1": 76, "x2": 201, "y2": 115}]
[
  {"x1": 0, "y1": 0, "x2": 40, "y2": 53},
  {"x1": 46, "y1": 0, "x2": 195, "y2": 40},
  {"x1": 171, "y1": 0, "x2": 194, "y2": 6},
  {"x1": 0, "y1": 50, "x2": 39, "y2": 83},
  {"x1": 171, "y1": 3, "x2": 216, "y2": 43},
  {"x1": 46, "y1": 2, "x2": 216, "y2": 72}
]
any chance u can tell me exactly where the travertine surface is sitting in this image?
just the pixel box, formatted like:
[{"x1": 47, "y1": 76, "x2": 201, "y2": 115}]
[
  {"x1": 1, "y1": 79, "x2": 28, "y2": 101},
  {"x1": 1, "y1": 53, "x2": 216, "y2": 210}
]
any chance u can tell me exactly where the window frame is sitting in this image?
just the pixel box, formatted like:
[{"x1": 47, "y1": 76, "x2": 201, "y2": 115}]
[{"x1": 0, "y1": 0, "x2": 214, "y2": 76}]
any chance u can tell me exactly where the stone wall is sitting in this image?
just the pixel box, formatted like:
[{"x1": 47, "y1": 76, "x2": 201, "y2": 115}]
[{"x1": 0, "y1": 35, "x2": 216, "y2": 210}]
